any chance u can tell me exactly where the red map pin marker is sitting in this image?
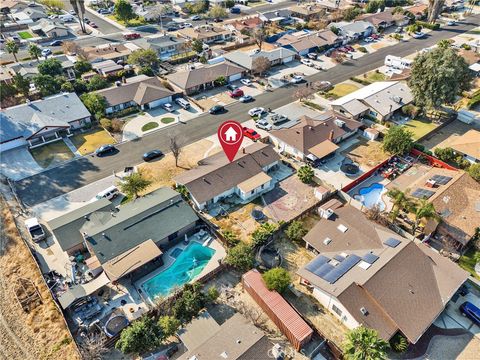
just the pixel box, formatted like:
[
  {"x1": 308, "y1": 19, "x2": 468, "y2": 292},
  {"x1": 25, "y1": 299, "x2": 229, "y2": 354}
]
[{"x1": 218, "y1": 120, "x2": 244, "y2": 162}]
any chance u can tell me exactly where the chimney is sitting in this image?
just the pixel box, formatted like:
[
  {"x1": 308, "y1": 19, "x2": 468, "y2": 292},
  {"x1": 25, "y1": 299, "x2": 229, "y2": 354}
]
[
  {"x1": 329, "y1": 130, "x2": 334, "y2": 141},
  {"x1": 242, "y1": 148, "x2": 246, "y2": 154}
]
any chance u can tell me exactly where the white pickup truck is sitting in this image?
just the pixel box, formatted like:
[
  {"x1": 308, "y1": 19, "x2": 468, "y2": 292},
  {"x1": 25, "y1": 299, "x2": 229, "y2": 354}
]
[{"x1": 25, "y1": 218, "x2": 46, "y2": 242}]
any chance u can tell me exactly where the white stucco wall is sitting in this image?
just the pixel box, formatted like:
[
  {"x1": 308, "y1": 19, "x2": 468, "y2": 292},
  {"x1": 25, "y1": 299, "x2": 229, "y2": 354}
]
[{"x1": 312, "y1": 286, "x2": 360, "y2": 330}]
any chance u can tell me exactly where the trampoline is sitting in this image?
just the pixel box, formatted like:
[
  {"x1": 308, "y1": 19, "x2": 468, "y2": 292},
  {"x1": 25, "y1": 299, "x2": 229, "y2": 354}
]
[
  {"x1": 340, "y1": 161, "x2": 360, "y2": 176},
  {"x1": 251, "y1": 208, "x2": 266, "y2": 222},
  {"x1": 257, "y1": 246, "x2": 282, "y2": 269},
  {"x1": 104, "y1": 315, "x2": 129, "y2": 337}
]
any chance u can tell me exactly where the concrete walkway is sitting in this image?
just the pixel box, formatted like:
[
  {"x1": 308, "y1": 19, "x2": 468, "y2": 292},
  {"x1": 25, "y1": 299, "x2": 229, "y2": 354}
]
[{"x1": 63, "y1": 137, "x2": 81, "y2": 157}]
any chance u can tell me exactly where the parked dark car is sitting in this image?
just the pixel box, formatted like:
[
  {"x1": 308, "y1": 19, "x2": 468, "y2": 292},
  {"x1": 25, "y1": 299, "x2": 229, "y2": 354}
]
[
  {"x1": 213, "y1": 18, "x2": 223, "y2": 22},
  {"x1": 460, "y1": 302, "x2": 480, "y2": 326},
  {"x1": 230, "y1": 7, "x2": 240, "y2": 14},
  {"x1": 95, "y1": 144, "x2": 116, "y2": 156},
  {"x1": 49, "y1": 40, "x2": 63, "y2": 46},
  {"x1": 142, "y1": 150, "x2": 164, "y2": 161},
  {"x1": 209, "y1": 105, "x2": 225, "y2": 114},
  {"x1": 226, "y1": 84, "x2": 237, "y2": 91}
]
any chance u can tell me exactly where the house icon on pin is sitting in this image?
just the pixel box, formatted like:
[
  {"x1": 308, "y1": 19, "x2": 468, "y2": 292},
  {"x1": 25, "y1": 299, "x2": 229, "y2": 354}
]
[{"x1": 224, "y1": 126, "x2": 238, "y2": 142}]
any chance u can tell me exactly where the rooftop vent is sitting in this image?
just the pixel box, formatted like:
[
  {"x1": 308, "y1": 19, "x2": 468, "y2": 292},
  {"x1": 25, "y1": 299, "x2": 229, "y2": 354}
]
[
  {"x1": 323, "y1": 237, "x2": 332, "y2": 245},
  {"x1": 334, "y1": 119, "x2": 345, "y2": 128},
  {"x1": 320, "y1": 207, "x2": 334, "y2": 219},
  {"x1": 337, "y1": 224, "x2": 348, "y2": 233},
  {"x1": 360, "y1": 307, "x2": 369, "y2": 316},
  {"x1": 220, "y1": 351, "x2": 228, "y2": 359}
]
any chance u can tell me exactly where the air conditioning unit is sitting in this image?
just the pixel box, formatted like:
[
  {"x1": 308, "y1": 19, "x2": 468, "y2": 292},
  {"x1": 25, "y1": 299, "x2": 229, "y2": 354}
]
[
  {"x1": 360, "y1": 307, "x2": 369, "y2": 316},
  {"x1": 323, "y1": 237, "x2": 332, "y2": 245},
  {"x1": 334, "y1": 119, "x2": 345, "y2": 128},
  {"x1": 319, "y1": 207, "x2": 334, "y2": 219}
]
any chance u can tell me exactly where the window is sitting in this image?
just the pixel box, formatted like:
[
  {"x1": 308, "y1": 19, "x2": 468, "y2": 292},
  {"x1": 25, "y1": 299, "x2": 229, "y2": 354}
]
[
  {"x1": 332, "y1": 304, "x2": 342, "y2": 317},
  {"x1": 261, "y1": 184, "x2": 264, "y2": 189},
  {"x1": 250, "y1": 190, "x2": 254, "y2": 195}
]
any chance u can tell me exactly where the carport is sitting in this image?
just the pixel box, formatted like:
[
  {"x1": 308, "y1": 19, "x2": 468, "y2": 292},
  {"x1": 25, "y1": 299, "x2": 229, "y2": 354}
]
[{"x1": 308, "y1": 140, "x2": 339, "y2": 161}]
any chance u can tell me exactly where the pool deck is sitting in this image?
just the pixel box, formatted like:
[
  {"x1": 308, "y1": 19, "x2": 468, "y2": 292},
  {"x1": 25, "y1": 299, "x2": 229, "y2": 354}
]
[{"x1": 133, "y1": 234, "x2": 226, "y2": 304}]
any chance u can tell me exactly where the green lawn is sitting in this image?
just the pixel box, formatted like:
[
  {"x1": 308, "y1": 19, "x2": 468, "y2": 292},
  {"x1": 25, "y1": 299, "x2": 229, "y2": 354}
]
[
  {"x1": 459, "y1": 248, "x2": 480, "y2": 280},
  {"x1": 403, "y1": 118, "x2": 438, "y2": 140},
  {"x1": 18, "y1": 31, "x2": 33, "y2": 39},
  {"x1": 106, "y1": 15, "x2": 147, "y2": 27},
  {"x1": 327, "y1": 83, "x2": 360, "y2": 98},
  {"x1": 171, "y1": 51, "x2": 196, "y2": 61},
  {"x1": 302, "y1": 101, "x2": 324, "y2": 111},
  {"x1": 70, "y1": 128, "x2": 116, "y2": 155},
  {"x1": 160, "y1": 117, "x2": 175, "y2": 124},
  {"x1": 365, "y1": 71, "x2": 386, "y2": 83},
  {"x1": 141, "y1": 122, "x2": 159, "y2": 132},
  {"x1": 30, "y1": 140, "x2": 74, "y2": 168}
]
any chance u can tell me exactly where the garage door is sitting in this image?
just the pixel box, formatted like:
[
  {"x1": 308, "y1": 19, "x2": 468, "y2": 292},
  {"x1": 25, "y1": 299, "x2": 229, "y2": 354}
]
[
  {"x1": 0, "y1": 138, "x2": 27, "y2": 153},
  {"x1": 229, "y1": 73, "x2": 242, "y2": 82},
  {"x1": 147, "y1": 96, "x2": 172, "y2": 109},
  {"x1": 283, "y1": 56, "x2": 294, "y2": 64}
]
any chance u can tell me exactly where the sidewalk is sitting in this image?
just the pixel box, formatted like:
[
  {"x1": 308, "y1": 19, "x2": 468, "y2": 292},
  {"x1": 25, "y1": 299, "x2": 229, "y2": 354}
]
[{"x1": 63, "y1": 137, "x2": 81, "y2": 157}]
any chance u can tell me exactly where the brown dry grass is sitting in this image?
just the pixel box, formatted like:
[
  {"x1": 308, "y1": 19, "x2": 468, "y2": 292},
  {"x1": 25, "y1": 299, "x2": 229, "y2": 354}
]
[
  {"x1": 0, "y1": 200, "x2": 80, "y2": 360},
  {"x1": 212, "y1": 202, "x2": 260, "y2": 243},
  {"x1": 342, "y1": 138, "x2": 389, "y2": 169}
]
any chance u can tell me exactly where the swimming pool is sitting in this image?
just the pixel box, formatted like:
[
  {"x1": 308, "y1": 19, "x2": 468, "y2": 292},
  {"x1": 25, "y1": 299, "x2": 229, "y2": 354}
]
[
  {"x1": 353, "y1": 183, "x2": 386, "y2": 211},
  {"x1": 141, "y1": 242, "x2": 215, "y2": 300}
]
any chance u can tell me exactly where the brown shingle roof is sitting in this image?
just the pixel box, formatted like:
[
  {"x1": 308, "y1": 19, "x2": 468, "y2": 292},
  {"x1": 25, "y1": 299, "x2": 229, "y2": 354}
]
[
  {"x1": 174, "y1": 143, "x2": 279, "y2": 205},
  {"x1": 449, "y1": 129, "x2": 480, "y2": 159}
]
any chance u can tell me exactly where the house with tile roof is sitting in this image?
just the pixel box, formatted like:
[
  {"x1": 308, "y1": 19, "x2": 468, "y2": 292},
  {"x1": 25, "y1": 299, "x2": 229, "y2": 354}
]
[
  {"x1": 95, "y1": 75, "x2": 176, "y2": 114},
  {"x1": 0, "y1": 93, "x2": 91, "y2": 152},
  {"x1": 358, "y1": 10, "x2": 409, "y2": 30},
  {"x1": 268, "y1": 111, "x2": 362, "y2": 161},
  {"x1": 174, "y1": 143, "x2": 280, "y2": 210},
  {"x1": 298, "y1": 198, "x2": 469, "y2": 344}
]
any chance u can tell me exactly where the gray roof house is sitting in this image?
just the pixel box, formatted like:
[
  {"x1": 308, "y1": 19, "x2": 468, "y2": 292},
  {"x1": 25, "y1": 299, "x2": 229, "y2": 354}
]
[
  {"x1": 224, "y1": 48, "x2": 296, "y2": 72},
  {"x1": 259, "y1": 9, "x2": 293, "y2": 23},
  {"x1": 9, "y1": 55, "x2": 75, "y2": 81},
  {"x1": 174, "y1": 143, "x2": 280, "y2": 210},
  {"x1": 330, "y1": 81, "x2": 414, "y2": 121},
  {"x1": 297, "y1": 199, "x2": 469, "y2": 345},
  {"x1": 48, "y1": 187, "x2": 200, "y2": 281},
  {"x1": 331, "y1": 20, "x2": 374, "y2": 39},
  {"x1": 95, "y1": 75, "x2": 176, "y2": 114},
  {"x1": 0, "y1": 93, "x2": 91, "y2": 152},
  {"x1": 135, "y1": 35, "x2": 191, "y2": 61},
  {"x1": 30, "y1": 19, "x2": 69, "y2": 38}
]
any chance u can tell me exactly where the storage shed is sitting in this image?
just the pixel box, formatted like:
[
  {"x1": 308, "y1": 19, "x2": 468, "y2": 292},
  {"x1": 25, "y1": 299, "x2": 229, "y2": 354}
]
[{"x1": 242, "y1": 269, "x2": 313, "y2": 350}]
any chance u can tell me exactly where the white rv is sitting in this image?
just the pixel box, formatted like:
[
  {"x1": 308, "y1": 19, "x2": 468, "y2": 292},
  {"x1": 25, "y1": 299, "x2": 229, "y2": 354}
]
[{"x1": 385, "y1": 55, "x2": 413, "y2": 70}]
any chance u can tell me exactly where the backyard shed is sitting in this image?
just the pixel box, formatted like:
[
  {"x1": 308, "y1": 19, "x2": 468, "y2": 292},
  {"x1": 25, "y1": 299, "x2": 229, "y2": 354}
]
[{"x1": 242, "y1": 269, "x2": 313, "y2": 350}]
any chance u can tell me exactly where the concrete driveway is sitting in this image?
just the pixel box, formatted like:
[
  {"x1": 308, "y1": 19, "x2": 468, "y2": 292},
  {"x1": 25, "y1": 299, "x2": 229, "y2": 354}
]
[
  {"x1": 435, "y1": 290, "x2": 480, "y2": 337},
  {"x1": 0, "y1": 147, "x2": 43, "y2": 181}
]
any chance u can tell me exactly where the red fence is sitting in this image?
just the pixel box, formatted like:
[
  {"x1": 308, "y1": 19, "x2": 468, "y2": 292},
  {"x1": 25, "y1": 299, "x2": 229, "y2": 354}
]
[
  {"x1": 410, "y1": 148, "x2": 458, "y2": 170},
  {"x1": 341, "y1": 158, "x2": 390, "y2": 193}
]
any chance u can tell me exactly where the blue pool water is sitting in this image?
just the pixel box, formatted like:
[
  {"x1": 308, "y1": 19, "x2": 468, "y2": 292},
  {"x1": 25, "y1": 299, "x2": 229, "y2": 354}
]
[
  {"x1": 354, "y1": 183, "x2": 386, "y2": 211},
  {"x1": 141, "y1": 242, "x2": 215, "y2": 300}
]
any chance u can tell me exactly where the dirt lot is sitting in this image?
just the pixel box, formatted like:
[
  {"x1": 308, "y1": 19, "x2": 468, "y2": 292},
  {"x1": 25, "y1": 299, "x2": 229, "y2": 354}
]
[
  {"x1": 212, "y1": 201, "x2": 262, "y2": 243},
  {"x1": 342, "y1": 138, "x2": 389, "y2": 169},
  {"x1": 0, "y1": 200, "x2": 79, "y2": 360}
]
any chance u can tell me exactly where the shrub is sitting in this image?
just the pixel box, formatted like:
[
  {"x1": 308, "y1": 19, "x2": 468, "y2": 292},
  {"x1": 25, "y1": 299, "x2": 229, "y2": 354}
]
[
  {"x1": 100, "y1": 118, "x2": 112, "y2": 131},
  {"x1": 461, "y1": 43, "x2": 472, "y2": 50},
  {"x1": 225, "y1": 243, "x2": 254, "y2": 271},
  {"x1": 390, "y1": 333, "x2": 408, "y2": 353},
  {"x1": 107, "y1": 106, "x2": 139, "y2": 119},
  {"x1": 262, "y1": 268, "x2": 291, "y2": 293},
  {"x1": 138, "y1": 66, "x2": 154, "y2": 76},
  {"x1": 434, "y1": 147, "x2": 455, "y2": 162},
  {"x1": 172, "y1": 283, "x2": 206, "y2": 322},
  {"x1": 158, "y1": 316, "x2": 180, "y2": 339},
  {"x1": 115, "y1": 316, "x2": 163, "y2": 355},
  {"x1": 222, "y1": 230, "x2": 239, "y2": 247},
  {"x1": 413, "y1": 143, "x2": 425, "y2": 152},
  {"x1": 214, "y1": 76, "x2": 227, "y2": 86},
  {"x1": 285, "y1": 220, "x2": 307, "y2": 242},
  {"x1": 251, "y1": 222, "x2": 277, "y2": 248},
  {"x1": 467, "y1": 93, "x2": 480, "y2": 109},
  {"x1": 416, "y1": 21, "x2": 440, "y2": 30},
  {"x1": 350, "y1": 77, "x2": 370, "y2": 85},
  {"x1": 468, "y1": 163, "x2": 480, "y2": 182},
  {"x1": 111, "y1": 119, "x2": 124, "y2": 133},
  {"x1": 357, "y1": 46, "x2": 367, "y2": 53},
  {"x1": 207, "y1": 286, "x2": 219, "y2": 302},
  {"x1": 401, "y1": 104, "x2": 420, "y2": 118}
]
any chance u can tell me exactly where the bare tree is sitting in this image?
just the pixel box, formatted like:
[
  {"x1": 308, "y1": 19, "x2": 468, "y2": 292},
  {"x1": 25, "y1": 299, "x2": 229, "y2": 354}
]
[
  {"x1": 236, "y1": 302, "x2": 267, "y2": 328},
  {"x1": 252, "y1": 56, "x2": 271, "y2": 76},
  {"x1": 365, "y1": 205, "x2": 391, "y2": 227},
  {"x1": 62, "y1": 41, "x2": 80, "y2": 56},
  {"x1": 79, "y1": 333, "x2": 108, "y2": 360},
  {"x1": 293, "y1": 87, "x2": 315, "y2": 102},
  {"x1": 170, "y1": 135, "x2": 183, "y2": 167},
  {"x1": 252, "y1": 26, "x2": 266, "y2": 50},
  {"x1": 427, "y1": 0, "x2": 445, "y2": 23}
]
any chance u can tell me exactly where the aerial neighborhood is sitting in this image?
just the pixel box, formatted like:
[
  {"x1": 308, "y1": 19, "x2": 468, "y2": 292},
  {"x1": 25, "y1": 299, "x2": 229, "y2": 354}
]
[{"x1": 1, "y1": 0, "x2": 480, "y2": 359}]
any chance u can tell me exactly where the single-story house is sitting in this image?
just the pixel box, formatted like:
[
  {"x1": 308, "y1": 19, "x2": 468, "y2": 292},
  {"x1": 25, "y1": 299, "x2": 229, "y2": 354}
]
[
  {"x1": 359, "y1": 10, "x2": 409, "y2": 30},
  {"x1": 135, "y1": 35, "x2": 191, "y2": 61},
  {"x1": 95, "y1": 75, "x2": 176, "y2": 114},
  {"x1": 0, "y1": 93, "x2": 91, "y2": 151},
  {"x1": 268, "y1": 111, "x2": 362, "y2": 161},
  {"x1": 9, "y1": 55, "x2": 76, "y2": 81},
  {"x1": 1, "y1": 0, "x2": 31, "y2": 14},
  {"x1": 259, "y1": 9, "x2": 293, "y2": 25},
  {"x1": 330, "y1": 81, "x2": 414, "y2": 121},
  {"x1": 174, "y1": 143, "x2": 280, "y2": 210},
  {"x1": 177, "y1": 26, "x2": 232, "y2": 44},
  {"x1": 289, "y1": 4, "x2": 326, "y2": 21},
  {"x1": 405, "y1": 4, "x2": 428, "y2": 19},
  {"x1": 11, "y1": 6, "x2": 47, "y2": 22},
  {"x1": 276, "y1": 29, "x2": 341, "y2": 56},
  {"x1": 224, "y1": 16, "x2": 263, "y2": 33},
  {"x1": 79, "y1": 42, "x2": 140, "y2": 64},
  {"x1": 48, "y1": 187, "x2": 200, "y2": 281},
  {"x1": 0, "y1": 66, "x2": 15, "y2": 85},
  {"x1": 224, "y1": 48, "x2": 296, "y2": 72},
  {"x1": 30, "y1": 19, "x2": 69, "y2": 38},
  {"x1": 165, "y1": 62, "x2": 244, "y2": 95},
  {"x1": 449, "y1": 129, "x2": 480, "y2": 163},
  {"x1": 330, "y1": 21, "x2": 374, "y2": 40},
  {"x1": 315, "y1": 0, "x2": 353, "y2": 11},
  {"x1": 179, "y1": 311, "x2": 273, "y2": 360},
  {"x1": 298, "y1": 199, "x2": 469, "y2": 345},
  {"x1": 91, "y1": 60, "x2": 125, "y2": 77}
]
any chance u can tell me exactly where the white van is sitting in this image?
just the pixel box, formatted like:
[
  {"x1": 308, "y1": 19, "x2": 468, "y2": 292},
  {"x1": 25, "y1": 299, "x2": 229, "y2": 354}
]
[
  {"x1": 58, "y1": 14, "x2": 75, "y2": 22},
  {"x1": 95, "y1": 186, "x2": 119, "y2": 200},
  {"x1": 175, "y1": 97, "x2": 190, "y2": 110},
  {"x1": 385, "y1": 55, "x2": 412, "y2": 70}
]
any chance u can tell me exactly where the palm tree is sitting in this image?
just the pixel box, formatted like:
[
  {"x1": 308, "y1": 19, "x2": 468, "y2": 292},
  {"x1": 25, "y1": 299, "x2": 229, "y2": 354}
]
[
  {"x1": 70, "y1": 0, "x2": 86, "y2": 33},
  {"x1": 342, "y1": 326, "x2": 389, "y2": 360},
  {"x1": 386, "y1": 188, "x2": 411, "y2": 222},
  {"x1": 118, "y1": 172, "x2": 152, "y2": 199},
  {"x1": 410, "y1": 199, "x2": 440, "y2": 235},
  {"x1": 5, "y1": 40, "x2": 19, "y2": 62},
  {"x1": 28, "y1": 43, "x2": 41, "y2": 61},
  {"x1": 298, "y1": 165, "x2": 314, "y2": 184}
]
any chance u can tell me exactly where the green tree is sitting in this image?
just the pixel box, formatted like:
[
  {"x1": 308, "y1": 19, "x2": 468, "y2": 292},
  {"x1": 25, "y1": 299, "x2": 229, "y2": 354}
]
[
  {"x1": 208, "y1": 5, "x2": 228, "y2": 19},
  {"x1": 60, "y1": 81, "x2": 74, "y2": 92},
  {"x1": 191, "y1": 39, "x2": 204, "y2": 53},
  {"x1": 468, "y1": 163, "x2": 480, "y2": 182},
  {"x1": 262, "y1": 267, "x2": 291, "y2": 293},
  {"x1": 39, "y1": 0, "x2": 64, "y2": 12},
  {"x1": 222, "y1": 230, "x2": 239, "y2": 247},
  {"x1": 114, "y1": 0, "x2": 135, "y2": 24},
  {"x1": 87, "y1": 75, "x2": 109, "y2": 91},
  {"x1": 158, "y1": 315, "x2": 180, "y2": 339},
  {"x1": 138, "y1": 66, "x2": 154, "y2": 76},
  {"x1": 434, "y1": 147, "x2": 455, "y2": 162},
  {"x1": 214, "y1": 76, "x2": 227, "y2": 86},
  {"x1": 119, "y1": 172, "x2": 152, "y2": 199},
  {"x1": 38, "y1": 58, "x2": 63, "y2": 77},
  {"x1": 33, "y1": 74, "x2": 61, "y2": 96},
  {"x1": 382, "y1": 126, "x2": 414, "y2": 155},
  {"x1": 5, "y1": 40, "x2": 19, "y2": 62},
  {"x1": 252, "y1": 222, "x2": 277, "y2": 247},
  {"x1": 342, "y1": 7, "x2": 363, "y2": 21},
  {"x1": 409, "y1": 46, "x2": 473, "y2": 109},
  {"x1": 127, "y1": 49, "x2": 159, "y2": 69},
  {"x1": 225, "y1": 0, "x2": 235, "y2": 8},
  {"x1": 74, "y1": 60, "x2": 92, "y2": 75},
  {"x1": 285, "y1": 220, "x2": 307, "y2": 242},
  {"x1": 80, "y1": 92, "x2": 107, "y2": 119},
  {"x1": 342, "y1": 326, "x2": 389, "y2": 360},
  {"x1": 73, "y1": 79, "x2": 88, "y2": 94},
  {"x1": 437, "y1": 39, "x2": 453, "y2": 49},
  {"x1": 298, "y1": 165, "x2": 314, "y2": 184},
  {"x1": 175, "y1": 184, "x2": 189, "y2": 200},
  {"x1": 225, "y1": 243, "x2": 255, "y2": 271},
  {"x1": 386, "y1": 188, "x2": 412, "y2": 222},
  {"x1": 28, "y1": 43, "x2": 41, "y2": 61},
  {"x1": 172, "y1": 283, "x2": 206, "y2": 322},
  {"x1": 115, "y1": 316, "x2": 163, "y2": 355},
  {"x1": 0, "y1": 83, "x2": 17, "y2": 103},
  {"x1": 410, "y1": 199, "x2": 439, "y2": 234},
  {"x1": 207, "y1": 286, "x2": 219, "y2": 302},
  {"x1": 13, "y1": 74, "x2": 30, "y2": 98}
]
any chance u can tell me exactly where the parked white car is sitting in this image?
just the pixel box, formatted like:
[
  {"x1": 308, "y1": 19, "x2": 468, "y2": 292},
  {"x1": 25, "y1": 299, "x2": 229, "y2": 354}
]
[
  {"x1": 301, "y1": 58, "x2": 313, "y2": 66},
  {"x1": 290, "y1": 75, "x2": 304, "y2": 84},
  {"x1": 256, "y1": 119, "x2": 272, "y2": 131},
  {"x1": 184, "y1": 22, "x2": 193, "y2": 28},
  {"x1": 364, "y1": 37, "x2": 374, "y2": 42},
  {"x1": 412, "y1": 32, "x2": 426, "y2": 39},
  {"x1": 248, "y1": 107, "x2": 266, "y2": 117},
  {"x1": 163, "y1": 103, "x2": 174, "y2": 112},
  {"x1": 240, "y1": 78, "x2": 252, "y2": 86}
]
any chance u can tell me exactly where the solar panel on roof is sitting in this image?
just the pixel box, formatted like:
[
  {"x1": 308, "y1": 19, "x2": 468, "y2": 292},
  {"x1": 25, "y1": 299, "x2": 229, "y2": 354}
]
[
  {"x1": 431, "y1": 174, "x2": 452, "y2": 185},
  {"x1": 314, "y1": 263, "x2": 335, "y2": 277},
  {"x1": 411, "y1": 188, "x2": 435, "y2": 199},
  {"x1": 333, "y1": 254, "x2": 345, "y2": 262},
  {"x1": 384, "y1": 237, "x2": 401, "y2": 248},
  {"x1": 362, "y1": 253, "x2": 379, "y2": 264},
  {"x1": 321, "y1": 254, "x2": 361, "y2": 284},
  {"x1": 305, "y1": 255, "x2": 330, "y2": 273}
]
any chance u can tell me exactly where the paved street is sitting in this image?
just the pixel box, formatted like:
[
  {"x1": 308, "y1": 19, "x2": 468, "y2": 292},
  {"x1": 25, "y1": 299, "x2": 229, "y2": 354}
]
[{"x1": 14, "y1": 14, "x2": 480, "y2": 207}]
